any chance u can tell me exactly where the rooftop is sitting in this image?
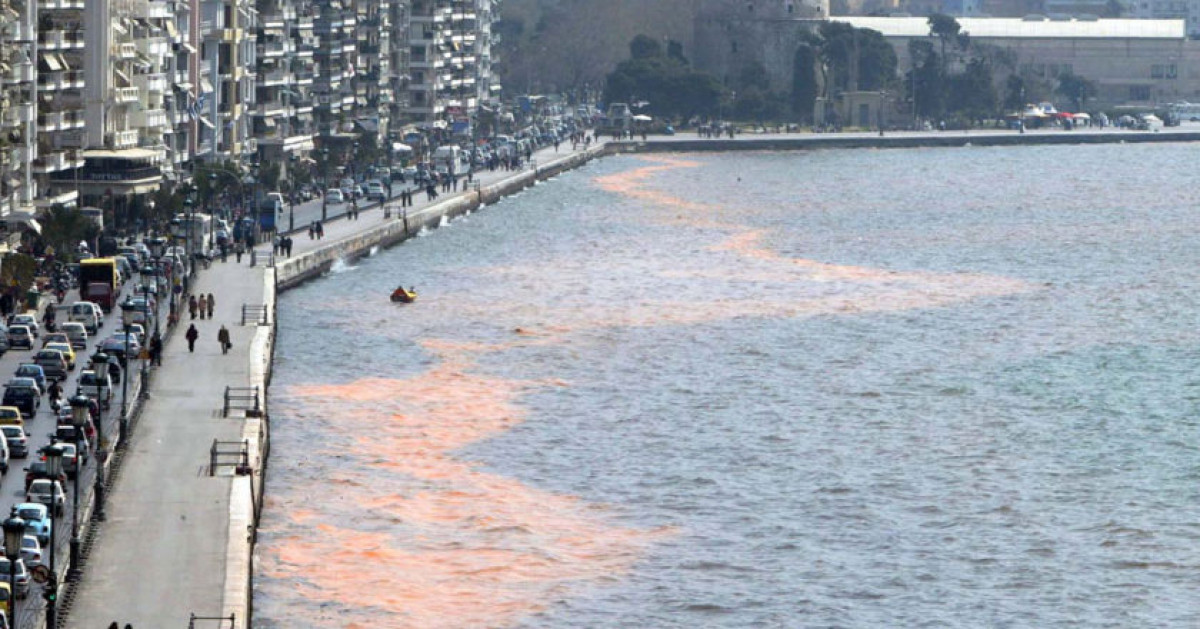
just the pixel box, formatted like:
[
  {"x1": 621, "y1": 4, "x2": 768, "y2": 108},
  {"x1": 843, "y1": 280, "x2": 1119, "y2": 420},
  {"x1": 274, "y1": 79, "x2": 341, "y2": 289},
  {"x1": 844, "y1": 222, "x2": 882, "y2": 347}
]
[{"x1": 834, "y1": 16, "x2": 1186, "y2": 39}]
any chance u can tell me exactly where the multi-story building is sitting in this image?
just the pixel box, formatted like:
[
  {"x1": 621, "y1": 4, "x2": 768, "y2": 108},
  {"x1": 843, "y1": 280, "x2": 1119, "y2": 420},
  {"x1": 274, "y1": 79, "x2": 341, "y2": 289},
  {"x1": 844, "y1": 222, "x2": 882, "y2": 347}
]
[
  {"x1": 254, "y1": 0, "x2": 317, "y2": 167},
  {"x1": 35, "y1": 0, "x2": 86, "y2": 210},
  {"x1": 201, "y1": 0, "x2": 256, "y2": 160},
  {"x1": 313, "y1": 0, "x2": 356, "y2": 136},
  {"x1": 0, "y1": 0, "x2": 37, "y2": 223},
  {"x1": 402, "y1": 0, "x2": 499, "y2": 128}
]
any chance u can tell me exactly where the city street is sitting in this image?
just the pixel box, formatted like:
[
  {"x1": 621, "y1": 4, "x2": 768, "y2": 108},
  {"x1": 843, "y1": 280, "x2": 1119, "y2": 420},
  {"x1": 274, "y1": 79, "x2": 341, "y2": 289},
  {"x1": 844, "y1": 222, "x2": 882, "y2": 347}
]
[{"x1": 0, "y1": 276, "x2": 161, "y2": 629}]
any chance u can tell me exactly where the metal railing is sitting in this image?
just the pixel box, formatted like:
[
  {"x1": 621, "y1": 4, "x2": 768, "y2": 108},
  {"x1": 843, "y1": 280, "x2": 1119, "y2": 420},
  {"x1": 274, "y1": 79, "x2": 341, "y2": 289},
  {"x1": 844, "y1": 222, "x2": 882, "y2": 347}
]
[
  {"x1": 222, "y1": 386, "x2": 261, "y2": 418},
  {"x1": 208, "y1": 439, "x2": 250, "y2": 477},
  {"x1": 240, "y1": 304, "x2": 269, "y2": 326}
]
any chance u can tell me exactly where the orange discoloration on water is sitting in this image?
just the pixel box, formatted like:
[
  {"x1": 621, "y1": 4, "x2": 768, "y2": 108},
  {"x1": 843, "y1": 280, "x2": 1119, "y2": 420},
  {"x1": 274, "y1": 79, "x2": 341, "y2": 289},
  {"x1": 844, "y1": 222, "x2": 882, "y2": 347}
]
[{"x1": 260, "y1": 343, "x2": 663, "y2": 628}]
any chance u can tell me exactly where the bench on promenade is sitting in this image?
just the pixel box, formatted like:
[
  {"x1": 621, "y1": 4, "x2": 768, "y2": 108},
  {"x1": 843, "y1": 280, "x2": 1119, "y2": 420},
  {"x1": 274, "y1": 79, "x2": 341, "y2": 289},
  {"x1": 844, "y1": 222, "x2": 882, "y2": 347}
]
[
  {"x1": 240, "y1": 304, "x2": 269, "y2": 326},
  {"x1": 223, "y1": 385, "x2": 261, "y2": 417}
]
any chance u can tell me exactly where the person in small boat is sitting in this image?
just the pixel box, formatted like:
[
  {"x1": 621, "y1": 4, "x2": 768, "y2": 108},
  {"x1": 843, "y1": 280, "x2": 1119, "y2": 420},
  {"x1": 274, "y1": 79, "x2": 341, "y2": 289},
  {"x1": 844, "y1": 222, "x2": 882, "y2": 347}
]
[{"x1": 392, "y1": 286, "x2": 415, "y2": 302}]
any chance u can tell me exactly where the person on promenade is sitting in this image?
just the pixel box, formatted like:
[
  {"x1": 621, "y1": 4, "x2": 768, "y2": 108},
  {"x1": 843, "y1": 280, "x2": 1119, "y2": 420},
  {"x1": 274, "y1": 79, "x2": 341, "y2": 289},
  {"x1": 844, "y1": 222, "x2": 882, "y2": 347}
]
[
  {"x1": 206, "y1": 293, "x2": 215, "y2": 318},
  {"x1": 198, "y1": 293, "x2": 206, "y2": 320},
  {"x1": 217, "y1": 325, "x2": 231, "y2": 354},
  {"x1": 235, "y1": 240, "x2": 244, "y2": 263},
  {"x1": 188, "y1": 295, "x2": 198, "y2": 320},
  {"x1": 150, "y1": 332, "x2": 163, "y2": 366},
  {"x1": 185, "y1": 323, "x2": 198, "y2": 352},
  {"x1": 316, "y1": 221, "x2": 324, "y2": 239}
]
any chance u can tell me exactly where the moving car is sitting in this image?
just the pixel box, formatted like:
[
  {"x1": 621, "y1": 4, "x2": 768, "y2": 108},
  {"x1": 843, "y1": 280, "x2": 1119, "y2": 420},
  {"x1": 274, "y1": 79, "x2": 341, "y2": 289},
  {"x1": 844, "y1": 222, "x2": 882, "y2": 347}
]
[
  {"x1": 33, "y1": 349, "x2": 68, "y2": 381},
  {"x1": 99, "y1": 333, "x2": 140, "y2": 360},
  {"x1": 5, "y1": 326, "x2": 32, "y2": 350},
  {"x1": 366, "y1": 180, "x2": 387, "y2": 201},
  {"x1": 325, "y1": 189, "x2": 345, "y2": 204},
  {"x1": 12, "y1": 365, "x2": 45, "y2": 392},
  {"x1": 25, "y1": 478, "x2": 65, "y2": 516},
  {"x1": 1, "y1": 426, "x2": 28, "y2": 458},
  {"x1": 68, "y1": 302, "x2": 102, "y2": 335},
  {"x1": 6, "y1": 315, "x2": 37, "y2": 339},
  {"x1": 44, "y1": 343, "x2": 75, "y2": 370},
  {"x1": 40, "y1": 333, "x2": 69, "y2": 348},
  {"x1": 1, "y1": 386, "x2": 38, "y2": 419},
  {"x1": 61, "y1": 322, "x2": 88, "y2": 349},
  {"x1": 22, "y1": 461, "x2": 65, "y2": 491},
  {"x1": 13, "y1": 504, "x2": 49, "y2": 546},
  {"x1": 77, "y1": 370, "x2": 113, "y2": 409},
  {"x1": 0, "y1": 557, "x2": 29, "y2": 599}
]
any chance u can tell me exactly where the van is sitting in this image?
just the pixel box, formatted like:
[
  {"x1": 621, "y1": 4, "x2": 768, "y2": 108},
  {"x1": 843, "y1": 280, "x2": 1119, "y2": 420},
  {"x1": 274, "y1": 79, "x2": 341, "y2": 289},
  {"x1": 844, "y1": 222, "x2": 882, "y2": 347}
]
[{"x1": 69, "y1": 302, "x2": 102, "y2": 335}]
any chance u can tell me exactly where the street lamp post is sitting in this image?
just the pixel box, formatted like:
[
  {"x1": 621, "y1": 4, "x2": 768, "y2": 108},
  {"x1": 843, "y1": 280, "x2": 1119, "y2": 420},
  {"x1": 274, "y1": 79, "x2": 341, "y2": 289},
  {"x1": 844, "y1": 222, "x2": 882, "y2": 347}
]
[
  {"x1": 67, "y1": 395, "x2": 88, "y2": 582},
  {"x1": 350, "y1": 142, "x2": 359, "y2": 218},
  {"x1": 43, "y1": 443, "x2": 64, "y2": 629},
  {"x1": 90, "y1": 352, "x2": 108, "y2": 522},
  {"x1": 184, "y1": 196, "x2": 195, "y2": 286},
  {"x1": 3, "y1": 512, "x2": 23, "y2": 625},
  {"x1": 119, "y1": 298, "x2": 135, "y2": 445},
  {"x1": 320, "y1": 148, "x2": 330, "y2": 221}
]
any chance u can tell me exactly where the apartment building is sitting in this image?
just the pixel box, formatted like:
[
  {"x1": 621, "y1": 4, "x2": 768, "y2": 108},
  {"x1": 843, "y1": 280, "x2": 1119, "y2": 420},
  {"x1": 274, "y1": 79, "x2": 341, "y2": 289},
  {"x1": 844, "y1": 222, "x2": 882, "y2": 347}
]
[
  {"x1": 254, "y1": 0, "x2": 317, "y2": 166},
  {"x1": 34, "y1": 0, "x2": 86, "y2": 209},
  {"x1": 0, "y1": 0, "x2": 36, "y2": 225},
  {"x1": 404, "y1": 0, "x2": 499, "y2": 127},
  {"x1": 200, "y1": 0, "x2": 256, "y2": 160}
]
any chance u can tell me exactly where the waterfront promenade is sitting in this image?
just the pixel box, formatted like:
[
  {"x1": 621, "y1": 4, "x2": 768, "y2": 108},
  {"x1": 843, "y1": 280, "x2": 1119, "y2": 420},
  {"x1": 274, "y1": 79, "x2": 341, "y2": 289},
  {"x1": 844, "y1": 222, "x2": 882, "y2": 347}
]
[{"x1": 61, "y1": 138, "x2": 601, "y2": 629}]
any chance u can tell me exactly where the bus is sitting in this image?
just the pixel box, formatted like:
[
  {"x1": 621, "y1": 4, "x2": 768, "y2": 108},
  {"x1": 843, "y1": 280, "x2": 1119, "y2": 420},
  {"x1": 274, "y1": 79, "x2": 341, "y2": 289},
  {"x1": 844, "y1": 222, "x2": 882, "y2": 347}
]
[{"x1": 169, "y1": 213, "x2": 213, "y2": 255}]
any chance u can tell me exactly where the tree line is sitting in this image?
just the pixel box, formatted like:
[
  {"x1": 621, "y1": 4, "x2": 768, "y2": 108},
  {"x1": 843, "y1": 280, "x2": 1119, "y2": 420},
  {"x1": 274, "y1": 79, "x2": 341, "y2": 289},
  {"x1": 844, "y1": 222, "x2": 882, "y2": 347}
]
[{"x1": 602, "y1": 15, "x2": 1097, "y2": 126}]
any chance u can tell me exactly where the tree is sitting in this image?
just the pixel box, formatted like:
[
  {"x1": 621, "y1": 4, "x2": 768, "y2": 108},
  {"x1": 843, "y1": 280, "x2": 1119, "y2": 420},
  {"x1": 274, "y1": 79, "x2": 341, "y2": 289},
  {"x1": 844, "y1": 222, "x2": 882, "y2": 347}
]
[
  {"x1": 792, "y1": 44, "x2": 819, "y2": 122},
  {"x1": 38, "y1": 208, "x2": 99, "y2": 263},
  {"x1": 1056, "y1": 72, "x2": 1097, "y2": 111},
  {"x1": 629, "y1": 34, "x2": 662, "y2": 60},
  {"x1": 1003, "y1": 74, "x2": 1026, "y2": 112},
  {"x1": 604, "y1": 36, "x2": 723, "y2": 119},
  {"x1": 928, "y1": 13, "x2": 962, "y2": 71}
]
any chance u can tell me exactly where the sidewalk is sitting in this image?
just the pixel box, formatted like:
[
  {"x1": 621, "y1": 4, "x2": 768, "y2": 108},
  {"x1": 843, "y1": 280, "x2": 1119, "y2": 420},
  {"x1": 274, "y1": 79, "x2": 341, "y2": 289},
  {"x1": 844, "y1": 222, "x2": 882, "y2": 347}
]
[{"x1": 63, "y1": 258, "x2": 268, "y2": 628}]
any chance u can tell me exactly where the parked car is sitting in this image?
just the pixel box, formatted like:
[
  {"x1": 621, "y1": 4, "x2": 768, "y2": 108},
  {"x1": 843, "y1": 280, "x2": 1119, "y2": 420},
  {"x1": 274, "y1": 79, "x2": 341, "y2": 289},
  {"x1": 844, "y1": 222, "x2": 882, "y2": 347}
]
[
  {"x1": 32, "y1": 349, "x2": 68, "y2": 381},
  {"x1": 1, "y1": 425, "x2": 28, "y2": 458},
  {"x1": 1, "y1": 386, "x2": 38, "y2": 419},
  {"x1": 13, "y1": 504, "x2": 49, "y2": 546},
  {"x1": 25, "y1": 478, "x2": 65, "y2": 516},
  {"x1": 61, "y1": 322, "x2": 87, "y2": 349},
  {"x1": 12, "y1": 365, "x2": 44, "y2": 393},
  {"x1": 5, "y1": 326, "x2": 32, "y2": 350},
  {"x1": 366, "y1": 181, "x2": 387, "y2": 201}
]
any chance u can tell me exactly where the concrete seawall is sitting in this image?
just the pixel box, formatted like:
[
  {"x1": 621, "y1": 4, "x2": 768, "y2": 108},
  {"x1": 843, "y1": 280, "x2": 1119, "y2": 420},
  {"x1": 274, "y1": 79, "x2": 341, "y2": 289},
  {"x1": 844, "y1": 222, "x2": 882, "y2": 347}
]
[
  {"x1": 611, "y1": 129, "x2": 1200, "y2": 153},
  {"x1": 275, "y1": 146, "x2": 602, "y2": 288}
]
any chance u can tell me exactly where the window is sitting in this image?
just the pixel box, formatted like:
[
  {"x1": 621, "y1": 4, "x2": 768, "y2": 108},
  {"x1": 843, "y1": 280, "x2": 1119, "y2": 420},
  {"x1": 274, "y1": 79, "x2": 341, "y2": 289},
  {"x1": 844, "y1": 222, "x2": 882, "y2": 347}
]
[
  {"x1": 1152, "y1": 64, "x2": 1164, "y2": 78},
  {"x1": 731, "y1": 41, "x2": 738, "y2": 53},
  {"x1": 1130, "y1": 85, "x2": 1151, "y2": 100},
  {"x1": 788, "y1": 3, "x2": 794, "y2": 12},
  {"x1": 1168, "y1": 63, "x2": 1178, "y2": 78}
]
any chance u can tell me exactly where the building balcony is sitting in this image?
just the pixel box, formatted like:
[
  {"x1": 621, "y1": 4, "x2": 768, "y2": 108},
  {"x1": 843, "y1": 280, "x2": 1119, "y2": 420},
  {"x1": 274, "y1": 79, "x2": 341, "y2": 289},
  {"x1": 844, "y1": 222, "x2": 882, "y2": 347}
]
[
  {"x1": 136, "y1": 36, "x2": 169, "y2": 57},
  {"x1": 3, "y1": 104, "x2": 34, "y2": 126},
  {"x1": 260, "y1": 40, "x2": 288, "y2": 57},
  {"x1": 107, "y1": 129, "x2": 139, "y2": 149},
  {"x1": 117, "y1": 42, "x2": 137, "y2": 58},
  {"x1": 37, "y1": 112, "x2": 65, "y2": 132},
  {"x1": 39, "y1": 0, "x2": 85, "y2": 9},
  {"x1": 32, "y1": 150, "x2": 69, "y2": 174},
  {"x1": 132, "y1": 108, "x2": 168, "y2": 128},
  {"x1": 8, "y1": 63, "x2": 33, "y2": 84},
  {"x1": 38, "y1": 30, "x2": 85, "y2": 50},
  {"x1": 260, "y1": 70, "x2": 289, "y2": 86},
  {"x1": 129, "y1": 0, "x2": 172, "y2": 18},
  {"x1": 133, "y1": 73, "x2": 167, "y2": 94},
  {"x1": 219, "y1": 28, "x2": 244, "y2": 43},
  {"x1": 112, "y1": 86, "x2": 140, "y2": 103}
]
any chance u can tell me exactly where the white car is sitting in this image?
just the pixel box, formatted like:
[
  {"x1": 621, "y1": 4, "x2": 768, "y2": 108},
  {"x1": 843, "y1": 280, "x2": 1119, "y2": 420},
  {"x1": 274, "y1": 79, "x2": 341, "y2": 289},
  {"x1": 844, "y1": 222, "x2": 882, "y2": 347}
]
[
  {"x1": 6, "y1": 315, "x2": 37, "y2": 339},
  {"x1": 26, "y1": 479, "x2": 65, "y2": 516},
  {"x1": 18, "y1": 534, "x2": 41, "y2": 567},
  {"x1": 61, "y1": 322, "x2": 88, "y2": 349},
  {"x1": 325, "y1": 189, "x2": 344, "y2": 204}
]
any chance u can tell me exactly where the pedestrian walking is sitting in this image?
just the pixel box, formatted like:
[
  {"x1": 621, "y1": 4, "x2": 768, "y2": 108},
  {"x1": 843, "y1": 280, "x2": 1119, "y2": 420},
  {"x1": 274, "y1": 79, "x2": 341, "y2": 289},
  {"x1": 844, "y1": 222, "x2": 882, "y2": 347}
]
[
  {"x1": 235, "y1": 241, "x2": 244, "y2": 263},
  {"x1": 188, "y1": 295, "x2": 198, "y2": 320},
  {"x1": 217, "y1": 325, "x2": 231, "y2": 354},
  {"x1": 273, "y1": 235, "x2": 281, "y2": 255},
  {"x1": 185, "y1": 323, "x2": 198, "y2": 352},
  {"x1": 316, "y1": 221, "x2": 324, "y2": 239},
  {"x1": 198, "y1": 293, "x2": 206, "y2": 319},
  {"x1": 150, "y1": 332, "x2": 163, "y2": 366},
  {"x1": 206, "y1": 293, "x2": 215, "y2": 318}
]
